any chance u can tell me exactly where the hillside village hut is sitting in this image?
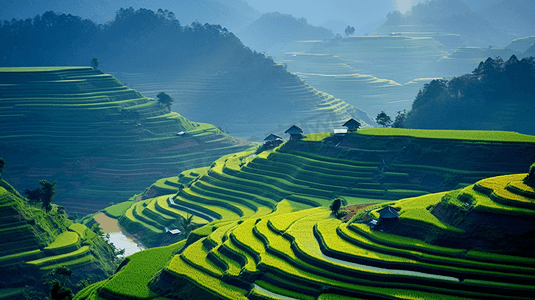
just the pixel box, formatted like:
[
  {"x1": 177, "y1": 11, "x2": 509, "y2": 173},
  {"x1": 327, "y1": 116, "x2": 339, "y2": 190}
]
[
  {"x1": 285, "y1": 125, "x2": 304, "y2": 140},
  {"x1": 264, "y1": 134, "x2": 283, "y2": 148},
  {"x1": 375, "y1": 206, "x2": 400, "y2": 228},
  {"x1": 343, "y1": 118, "x2": 362, "y2": 132}
]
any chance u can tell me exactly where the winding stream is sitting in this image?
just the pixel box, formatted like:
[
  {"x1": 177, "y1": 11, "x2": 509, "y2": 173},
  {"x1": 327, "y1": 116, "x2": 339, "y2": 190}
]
[{"x1": 93, "y1": 212, "x2": 145, "y2": 257}]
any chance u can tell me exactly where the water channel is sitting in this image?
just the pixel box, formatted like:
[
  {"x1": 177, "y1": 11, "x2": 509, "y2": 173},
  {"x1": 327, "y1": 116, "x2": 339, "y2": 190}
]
[{"x1": 93, "y1": 212, "x2": 145, "y2": 257}]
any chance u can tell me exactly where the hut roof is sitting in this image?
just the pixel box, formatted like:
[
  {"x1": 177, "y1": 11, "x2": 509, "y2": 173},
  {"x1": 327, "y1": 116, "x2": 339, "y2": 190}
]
[
  {"x1": 264, "y1": 134, "x2": 282, "y2": 141},
  {"x1": 285, "y1": 125, "x2": 303, "y2": 135},
  {"x1": 343, "y1": 118, "x2": 362, "y2": 128},
  {"x1": 377, "y1": 206, "x2": 400, "y2": 219}
]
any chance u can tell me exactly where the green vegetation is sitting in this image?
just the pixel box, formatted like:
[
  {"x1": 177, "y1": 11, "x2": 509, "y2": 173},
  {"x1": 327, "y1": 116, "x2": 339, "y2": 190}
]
[
  {"x1": 0, "y1": 178, "x2": 118, "y2": 296},
  {"x1": 404, "y1": 56, "x2": 535, "y2": 135},
  {"x1": 0, "y1": 66, "x2": 253, "y2": 215},
  {"x1": 358, "y1": 128, "x2": 535, "y2": 143},
  {"x1": 103, "y1": 201, "x2": 135, "y2": 218},
  {"x1": 44, "y1": 231, "x2": 80, "y2": 253},
  {"x1": 92, "y1": 241, "x2": 184, "y2": 299},
  {"x1": 71, "y1": 129, "x2": 535, "y2": 300}
]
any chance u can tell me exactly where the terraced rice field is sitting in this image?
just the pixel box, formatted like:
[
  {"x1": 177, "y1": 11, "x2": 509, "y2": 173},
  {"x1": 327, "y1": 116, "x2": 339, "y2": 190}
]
[
  {"x1": 135, "y1": 176, "x2": 535, "y2": 299},
  {"x1": 113, "y1": 130, "x2": 535, "y2": 250},
  {"x1": 281, "y1": 51, "x2": 429, "y2": 117},
  {"x1": 74, "y1": 128, "x2": 535, "y2": 299},
  {"x1": 0, "y1": 67, "x2": 254, "y2": 214},
  {"x1": 110, "y1": 70, "x2": 374, "y2": 140},
  {"x1": 283, "y1": 36, "x2": 446, "y2": 82}
]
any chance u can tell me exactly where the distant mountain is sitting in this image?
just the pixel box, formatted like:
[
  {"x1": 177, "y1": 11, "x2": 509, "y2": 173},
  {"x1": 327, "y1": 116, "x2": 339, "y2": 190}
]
[
  {"x1": 0, "y1": 8, "x2": 372, "y2": 142},
  {"x1": 375, "y1": 0, "x2": 518, "y2": 48},
  {"x1": 0, "y1": 0, "x2": 260, "y2": 32},
  {"x1": 506, "y1": 36, "x2": 535, "y2": 53},
  {"x1": 478, "y1": 0, "x2": 535, "y2": 39},
  {"x1": 404, "y1": 56, "x2": 535, "y2": 135},
  {"x1": 237, "y1": 12, "x2": 333, "y2": 55}
]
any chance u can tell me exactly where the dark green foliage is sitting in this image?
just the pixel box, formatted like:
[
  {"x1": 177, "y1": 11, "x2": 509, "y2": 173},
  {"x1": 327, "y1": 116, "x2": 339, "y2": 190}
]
[
  {"x1": 0, "y1": 8, "x2": 274, "y2": 73},
  {"x1": 90, "y1": 57, "x2": 99, "y2": 69},
  {"x1": 50, "y1": 280, "x2": 74, "y2": 300},
  {"x1": 25, "y1": 187, "x2": 44, "y2": 205},
  {"x1": 375, "y1": 111, "x2": 392, "y2": 127},
  {"x1": 182, "y1": 213, "x2": 195, "y2": 239},
  {"x1": 330, "y1": 198, "x2": 342, "y2": 215},
  {"x1": 40, "y1": 180, "x2": 56, "y2": 213},
  {"x1": 157, "y1": 91, "x2": 174, "y2": 111},
  {"x1": 524, "y1": 163, "x2": 535, "y2": 187},
  {"x1": 405, "y1": 56, "x2": 535, "y2": 134},
  {"x1": 0, "y1": 157, "x2": 5, "y2": 174},
  {"x1": 91, "y1": 223, "x2": 104, "y2": 237},
  {"x1": 344, "y1": 25, "x2": 355, "y2": 37},
  {"x1": 392, "y1": 110, "x2": 407, "y2": 128}
]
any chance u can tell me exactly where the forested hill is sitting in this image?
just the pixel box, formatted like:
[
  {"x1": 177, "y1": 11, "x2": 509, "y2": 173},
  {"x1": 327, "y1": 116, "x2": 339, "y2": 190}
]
[
  {"x1": 375, "y1": 0, "x2": 517, "y2": 48},
  {"x1": 404, "y1": 55, "x2": 535, "y2": 135},
  {"x1": 0, "y1": 8, "x2": 371, "y2": 139},
  {"x1": 0, "y1": 8, "x2": 252, "y2": 73}
]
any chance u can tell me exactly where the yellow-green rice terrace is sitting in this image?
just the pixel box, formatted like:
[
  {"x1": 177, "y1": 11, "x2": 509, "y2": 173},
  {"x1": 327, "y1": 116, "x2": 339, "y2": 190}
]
[{"x1": 75, "y1": 129, "x2": 535, "y2": 299}]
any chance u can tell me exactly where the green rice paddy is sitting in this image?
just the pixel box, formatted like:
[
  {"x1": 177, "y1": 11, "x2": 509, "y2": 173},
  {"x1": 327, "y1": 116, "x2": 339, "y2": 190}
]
[
  {"x1": 0, "y1": 67, "x2": 254, "y2": 215},
  {"x1": 80, "y1": 128, "x2": 535, "y2": 299}
]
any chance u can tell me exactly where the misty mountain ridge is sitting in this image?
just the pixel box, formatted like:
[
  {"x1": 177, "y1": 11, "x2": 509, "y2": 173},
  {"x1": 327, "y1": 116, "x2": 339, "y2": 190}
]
[
  {"x1": 237, "y1": 12, "x2": 333, "y2": 55},
  {"x1": 0, "y1": 0, "x2": 260, "y2": 32},
  {"x1": 376, "y1": 0, "x2": 535, "y2": 48}
]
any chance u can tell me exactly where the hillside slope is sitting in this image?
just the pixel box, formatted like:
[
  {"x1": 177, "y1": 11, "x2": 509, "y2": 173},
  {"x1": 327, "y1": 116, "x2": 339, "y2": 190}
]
[
  {"x1": 237, "y1": 12, "x2": 333, "y2": 54},
  {"x1": 404, "y1": 56, "x2": 535, "y2": 135},
  {"x1": 0, "y1": 179, "x2": 117, "y2": 296},
  {"x1": 0, "y1": 67, "x2": 253, "y2": 215},
  {"x1": 76, "y1": 168, "x2": 535, "y2": 299},
  {"x1": 0, "y1": 9, "x2": 373, "y2": 140},
  {"x1": 106, "y1": 129, "x2": 535, "y2": 248}
]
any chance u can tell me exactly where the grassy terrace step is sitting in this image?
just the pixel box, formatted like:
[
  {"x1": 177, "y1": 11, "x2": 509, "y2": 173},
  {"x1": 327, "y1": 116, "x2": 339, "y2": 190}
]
[
  {"x1": 43, "y1": 231, "x2": 80, "y2": 255},
  {"x1": 96, "y1": 241, "x2": 184, "y2": 300},
  {"x1": 154, "y1": 196, "x2": 210, "y2": 224},
  {"x1": 474, "y1": 174, "x2": 535, "y2": 210},
  {"x1": 1, "y1": 67, "x2": 253, "y2": 214},
  {"x1": 325, "y1": 222, "x2": 535, "y2": 283},
  {"x1": 179, "y1": 187, "x2": 255, "y2": 218},
  {"x1": 27, "y1": 246, "x2": 90, "y2": 268}
]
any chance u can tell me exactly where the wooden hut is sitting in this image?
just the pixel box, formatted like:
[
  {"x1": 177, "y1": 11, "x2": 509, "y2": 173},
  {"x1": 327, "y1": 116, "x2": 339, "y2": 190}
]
[
  {"x1": 263, "y1": 134, "x2": 283, "y2": 148},
  {"x1": 343, "y1": 118, "x2": 361, "y2": 132},
  {"x1": 285, "y1": 125, "x2": 304, "y2": 140}
]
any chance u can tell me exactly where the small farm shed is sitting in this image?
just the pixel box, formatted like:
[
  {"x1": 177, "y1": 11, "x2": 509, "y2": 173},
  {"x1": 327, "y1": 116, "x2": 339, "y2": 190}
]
[
  {"x1": 264, "y1": 134, "x2": 283, "y2": 148},
  {"x1": 343, "y1": 118, "x2": 361, "y2": 132},
  {"x1": 285, "y1": 125, "x2": 304, "y2": 140}
]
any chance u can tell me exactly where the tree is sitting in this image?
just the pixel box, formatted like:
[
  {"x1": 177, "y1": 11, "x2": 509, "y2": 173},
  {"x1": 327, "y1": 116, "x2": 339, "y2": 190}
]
[
  {"x1": 40, "y1": 180, "x2": 57, "y2": 213},
  {"x1": 375, "y1": 111, "x2": 392, "y2": 127},
  {"x1": 25, "y1": 187, "x2": 44, "y2": 205},
  {"x1": 0, "y1": 157, "x2": 5, "y2": 174},
  {"x1": 330, "y1": 198, "x2": 343, "y2": 215},
  {"x1": 156, "y1": 91, "x2": 174, "y2": 111},
  {"x1": 90, "y1": 57, "x2": 99, "y2": 69},
  {"x1": 344, "y1": 25, "x2": 355, "y2": 37},
  {"x1": 182, "y1": 213, "x2": 194, "y2": 239},
  {"x1": 91, "y1": 223, "x2": 104, "y2": 237},
  {"x1": 50, "y1": 280, "x2": 74, "y2": 300},
  {"x1": 392, "y1": 109, "x2": 407, "y2": 128},
  {"x1": 524, "y1": 163, "x2": 535, "y2": 187}
]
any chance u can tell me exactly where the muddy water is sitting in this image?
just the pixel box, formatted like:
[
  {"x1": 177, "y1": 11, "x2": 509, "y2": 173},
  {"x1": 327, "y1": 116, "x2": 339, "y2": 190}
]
[{"x1": 93, "y1": 212, "x2": 145, "y2": 257}]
